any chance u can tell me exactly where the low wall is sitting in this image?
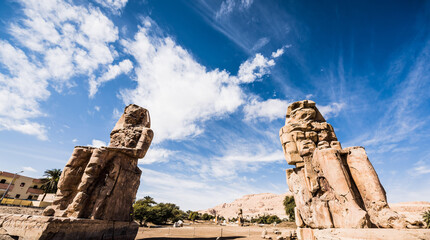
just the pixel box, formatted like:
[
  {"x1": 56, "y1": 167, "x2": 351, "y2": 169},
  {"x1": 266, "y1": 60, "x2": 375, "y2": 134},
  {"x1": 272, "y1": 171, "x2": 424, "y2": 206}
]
[{"x1": 0, "y1": 214, "x2": 138, "y2": 240}]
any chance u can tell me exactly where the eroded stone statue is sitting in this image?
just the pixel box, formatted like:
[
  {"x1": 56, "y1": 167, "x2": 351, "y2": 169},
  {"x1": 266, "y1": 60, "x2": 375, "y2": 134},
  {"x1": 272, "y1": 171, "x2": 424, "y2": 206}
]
[
  {"x1": 0, "y1": 104, "x2": 153, "y2": 240},
  {"x1": 44, "y1": 104, "x2": 153, "y2": 221},
  {"x1": 280, "y1": 100, "x2": 407, "y2": 229}
]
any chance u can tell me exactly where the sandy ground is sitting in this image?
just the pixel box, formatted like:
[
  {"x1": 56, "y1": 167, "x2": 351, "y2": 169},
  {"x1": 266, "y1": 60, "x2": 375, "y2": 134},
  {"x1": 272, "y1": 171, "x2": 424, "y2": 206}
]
[
  {"x1": 135, "y1": 222, "x2": 297, "y2": 240},
  {"x1": 0, "y1": 205, "x2": 43, "y2": 215}
]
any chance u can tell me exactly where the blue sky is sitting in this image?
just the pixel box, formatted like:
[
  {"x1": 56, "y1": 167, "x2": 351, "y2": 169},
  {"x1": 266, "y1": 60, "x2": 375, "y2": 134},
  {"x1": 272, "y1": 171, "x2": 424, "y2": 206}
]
[{"x1": 1, "y1": 0, "x2": 430, "y2": 210}]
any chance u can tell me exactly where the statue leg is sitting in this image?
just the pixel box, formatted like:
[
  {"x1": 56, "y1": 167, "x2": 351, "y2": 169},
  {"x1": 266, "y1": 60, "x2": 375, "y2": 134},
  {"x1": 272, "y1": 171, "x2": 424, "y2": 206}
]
[
  {"x1": 345, "y1": 147, "x2": 407, "y2": 228},
  {"x1": 287, "y1": 168, "x2": 333, "y2": 228},
  {"x1": 43, "y1": 147, "x2": 93, "y2": 217},
  {"x1": 66, "y1": 148, "x2": 109, "y2": 218},
  {"x1": 313, "y1": 148, "x2": 369, "y2": 228}
]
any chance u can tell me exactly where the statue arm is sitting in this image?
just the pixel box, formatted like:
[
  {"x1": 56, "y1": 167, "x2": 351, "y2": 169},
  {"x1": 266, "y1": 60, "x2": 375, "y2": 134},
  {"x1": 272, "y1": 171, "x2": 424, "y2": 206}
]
[
  {"x1": 135, "y1": 127, "x2": 154, "y2": 158},
  {"x1": 103, "y1": 127, "x2": 154, "y2": 158}
]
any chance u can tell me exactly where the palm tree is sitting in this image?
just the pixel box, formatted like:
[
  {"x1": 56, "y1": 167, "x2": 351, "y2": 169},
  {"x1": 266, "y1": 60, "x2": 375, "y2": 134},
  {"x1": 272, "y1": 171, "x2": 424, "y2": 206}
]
[
  {"x1": 423, "y1": 210, "x2": 430, "y2": 228},
  {"x1": 41, "y1": 169, "x2": 62, "y2": 194}
]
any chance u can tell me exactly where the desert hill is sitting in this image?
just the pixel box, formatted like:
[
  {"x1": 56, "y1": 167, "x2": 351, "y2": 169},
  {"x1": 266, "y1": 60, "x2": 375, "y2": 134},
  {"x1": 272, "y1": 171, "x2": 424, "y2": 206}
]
[
  {"x1": 389, "y1": 201, "x2": 430, "y2": 224},
  {"x1": 199, "y1": 193, "x2": 430, "y2": 223},
  {"x1": 199, "y1": 192, "x2": 293, "y2": 220}
]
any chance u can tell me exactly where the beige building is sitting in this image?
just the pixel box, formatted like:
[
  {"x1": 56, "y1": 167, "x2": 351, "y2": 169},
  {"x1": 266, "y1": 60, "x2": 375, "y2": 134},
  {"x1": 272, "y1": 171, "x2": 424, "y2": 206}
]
[{"x1": 0, "y1": 171, "x2": 45, "y2": 201}]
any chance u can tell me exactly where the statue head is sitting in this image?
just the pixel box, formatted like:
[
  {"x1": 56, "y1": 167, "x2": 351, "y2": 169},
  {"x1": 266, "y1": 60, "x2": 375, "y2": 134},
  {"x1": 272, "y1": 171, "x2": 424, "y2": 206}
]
[
  {"x1": 109, "y1": 104, "x2": 151, "y2": 148},
  {"x1": 123, "y1": 104, "x2": 151, "y2": 128},
  {"x1": 286, "y1": 100, "x2": 325, "y2": 124},
  {"x1": 281, "y1": 100, "x2": 338, "y2": 165}
]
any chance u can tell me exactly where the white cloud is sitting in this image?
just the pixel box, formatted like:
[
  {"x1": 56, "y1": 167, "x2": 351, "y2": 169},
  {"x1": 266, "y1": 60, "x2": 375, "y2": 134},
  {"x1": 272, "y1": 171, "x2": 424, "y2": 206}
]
[
  {"x1": 0, "y1": 40, "x2": 49, "y2": 140},
  {"x1": 120, "y1": 23, "x2": 283, "y2": 143},
  {"x1": 89, "y1": 59, "x2": 133, "y2": 97},
  {"x1": 271, "y1": 45, "x2": 290, "y2": 58},
  {"x1": 0, "y1": 0, "x2": 124, "y2": 139},
  {"x1": 72, "y1": 138, "x2": 78, "y2": 143},
  {"x1": 244, "y1": 98, "x2": 290, "y2": 121},
  {"x1": 23, "y1": 166, "x2": 37, "y2": 172},
  {"x1": 88, "y1": 139, "x2": 106, "y2": 148},
  {"x1": 138, "y1": 147, "x2": 175, "y2": 165},
  {"x1": 237, "y1": 53, "x2": 275, "y2": 83},
  {"x1": 95, "y1": 0, "x2": 128, "y2": 14},
  {"x1": 317, "y1": 102, "x2": 345, "y2": 119},
  {"x1": 94, "y1": 106, "x2": 100, "y2": 111}
]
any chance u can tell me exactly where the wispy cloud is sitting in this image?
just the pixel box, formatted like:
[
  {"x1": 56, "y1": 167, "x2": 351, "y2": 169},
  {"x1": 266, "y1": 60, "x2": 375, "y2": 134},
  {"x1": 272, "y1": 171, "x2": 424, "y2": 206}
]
[
  {"x1": 215, "y1": 0, "x2": 254, "y2": 19},
  {"x1": 354, "y1": 40, "x2": 430, "y2": 148},
  {"x1": 23, "y1": 166, "x2": 37, "y2": 172}
]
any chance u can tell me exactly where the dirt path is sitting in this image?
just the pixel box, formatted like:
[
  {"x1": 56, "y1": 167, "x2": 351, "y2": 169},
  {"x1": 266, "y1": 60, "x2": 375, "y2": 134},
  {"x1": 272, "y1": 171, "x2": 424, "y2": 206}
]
[{"x1": 135, "y1": 223, "x2": 296, "y2": 240}]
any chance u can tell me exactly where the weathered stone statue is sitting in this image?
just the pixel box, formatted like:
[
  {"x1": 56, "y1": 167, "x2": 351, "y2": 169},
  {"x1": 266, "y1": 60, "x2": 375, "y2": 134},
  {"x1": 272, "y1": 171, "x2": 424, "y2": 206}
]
[
  {"x1": 280, "y1": 100, "x2": 406, "y2": 229},
  {"x1": 0, "y1": 104, "x2": 153, "y2": 240},
  {"x1": 44, "y1": 104, "x2": 153, "y2": 221},
  {"x1": 237, "y1": 208, "x2": 244, "y2": 226}
]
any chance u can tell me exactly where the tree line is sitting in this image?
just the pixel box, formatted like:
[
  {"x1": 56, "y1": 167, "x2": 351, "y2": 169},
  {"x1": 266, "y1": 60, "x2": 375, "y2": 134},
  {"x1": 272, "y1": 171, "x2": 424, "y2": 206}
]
[{"x1": 132, "y1": 195, "x2": 297, "y2": 226}]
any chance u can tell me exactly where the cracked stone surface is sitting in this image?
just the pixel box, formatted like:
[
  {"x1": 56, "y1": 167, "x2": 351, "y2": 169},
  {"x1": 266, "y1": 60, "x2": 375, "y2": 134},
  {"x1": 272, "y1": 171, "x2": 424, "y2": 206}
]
[
  {"x1": 43, "y1": 104, "x2": 153, "y2": 221},
  {"x1": 280, "y1": 100, "x2": 407, "y2": 229}
]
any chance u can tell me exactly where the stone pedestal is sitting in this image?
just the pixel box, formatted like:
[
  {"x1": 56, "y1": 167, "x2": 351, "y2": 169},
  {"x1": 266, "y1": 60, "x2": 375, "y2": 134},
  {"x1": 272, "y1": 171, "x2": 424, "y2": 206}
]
[
  {"x1": 0, "y1": 214, "x2": 138, "y2": 240},
  {"x1": 297, "y1": 227, "x2": 430, "y2": 240}
]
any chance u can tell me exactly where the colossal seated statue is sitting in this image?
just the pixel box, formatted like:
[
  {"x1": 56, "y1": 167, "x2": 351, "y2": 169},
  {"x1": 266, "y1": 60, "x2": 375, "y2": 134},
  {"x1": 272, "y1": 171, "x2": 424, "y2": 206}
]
[
  {"x1": 280, "y1": 100, "x2": 407, "y2": 229},
  {"x1": 44, "y1": 104, "x2": 153, "y2": 221}
]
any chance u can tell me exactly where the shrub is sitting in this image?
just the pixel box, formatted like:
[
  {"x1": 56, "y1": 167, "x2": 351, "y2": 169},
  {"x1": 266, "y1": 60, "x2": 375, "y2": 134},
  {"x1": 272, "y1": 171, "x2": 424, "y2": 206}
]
[{"x1": 250, "y1": 215, "x2": 281, "y2": 224}]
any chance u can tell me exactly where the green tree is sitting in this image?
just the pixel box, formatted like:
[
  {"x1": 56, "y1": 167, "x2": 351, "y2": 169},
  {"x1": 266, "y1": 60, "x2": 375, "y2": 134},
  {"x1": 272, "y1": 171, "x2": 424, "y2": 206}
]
[
  {"x1": 141, "y1": 196, "x2": 156, "y2": 205},
  {"x1": 133, "y1": 196, "x2": 156, "y2": 226},
  {"x1": 133, "y1": 197, "x2": 185, "y2": 226},
  {"x1": 423, "y1": 210, "x2": 430, "y2": 228},
  {"x1": 41, "y1": 169, "x2": 62, "y2": 193},
  {"x1": 189, "y1": 211, "x2": 200, "y2": 222},
  {"x1": 202, "y1": 213, "x2": 215, "y2": 220},
  {"x1": 283, "y1": 195, "x2": 296, "y2": 222},
  {"x1": 267, "y1": 215, "x2": 281, "y2": 224}
]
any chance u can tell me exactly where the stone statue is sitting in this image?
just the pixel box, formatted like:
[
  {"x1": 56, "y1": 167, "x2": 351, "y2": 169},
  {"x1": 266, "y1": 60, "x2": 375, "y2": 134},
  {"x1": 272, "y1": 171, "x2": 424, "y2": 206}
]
[
  {"x1": 237, "y1": 208, "x2": 244, "y2": 226},
  {"x1": 280, "y1": 100, "x2": 407, "y2": 229},
  {"x1": 0, "y1": 104, "x2": 153, "y2": 239},
  {"x1": 44, "y1": 104, "x2": 153, "y2": 221}
]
